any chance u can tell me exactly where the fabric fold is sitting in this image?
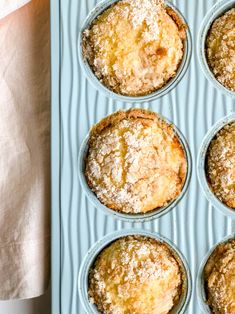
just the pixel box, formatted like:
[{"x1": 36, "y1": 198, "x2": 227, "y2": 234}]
[{"x1": 0, "y1": 0, "x2": 50, "y2": 299}]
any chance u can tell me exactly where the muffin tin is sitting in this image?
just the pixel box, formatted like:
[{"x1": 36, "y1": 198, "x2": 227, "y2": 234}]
[{"x1": 51, "y1": 0, "x2": 235, "y2": 313}]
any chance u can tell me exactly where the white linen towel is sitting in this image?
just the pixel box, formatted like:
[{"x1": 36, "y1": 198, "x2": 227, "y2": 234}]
[{"x1": 0, "y1": 0, "x2": 50, "y2": 299}]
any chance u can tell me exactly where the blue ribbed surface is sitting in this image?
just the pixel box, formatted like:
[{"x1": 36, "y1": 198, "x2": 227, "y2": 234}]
[{"x1": 51, "y1": 0, "x2": 235, "y2": 313}]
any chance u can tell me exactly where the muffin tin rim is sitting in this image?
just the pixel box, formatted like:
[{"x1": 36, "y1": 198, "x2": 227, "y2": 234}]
[
  {"x1": 197, "y1": 0, "x2": 235, "y2": 98},
  {"x1": 197, "y1": 112, "x2": 235, "y2": 220},
  {"x1": 78, "y1": 228, "x2": 192, "y2": 314},
  {"x1": 77, "y1": 0, "x2": 192, "y2": 103},
  {"x1": 196, "y1": 233, "x2": 235, "y2": 313},
  {"x1": 78, "y1": 110, "x2": 192, "y2": 223}
]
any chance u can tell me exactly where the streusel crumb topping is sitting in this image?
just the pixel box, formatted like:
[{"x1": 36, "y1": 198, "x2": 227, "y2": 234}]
[
  {"x1": 85, "y1": 109, "x2": 187, "y2": 214},
  {"x1": 88, "y1": 235, "x2": 183, "y2": 314},
  {"x1": 206, "y1": 8, "x2": 235, "y2": 91},
  {"x1": 82, "y1": 0, "x2": 186, "y2": 96},
  {"x1": 206, "y1": 122, "x2": 235, "y2": 208},
  {"x1": 204, "y1": 238, "x2": 235, "y2": 313}
]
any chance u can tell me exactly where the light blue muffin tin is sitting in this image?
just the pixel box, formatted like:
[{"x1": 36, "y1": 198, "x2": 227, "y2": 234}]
[{"x1": 51, "y1": 0, "x2": 235, "y2": 313}]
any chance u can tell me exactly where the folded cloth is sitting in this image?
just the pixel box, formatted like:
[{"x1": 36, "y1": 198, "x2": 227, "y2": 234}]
[
  {"x1": 0, "y1": 0, "x2": 30, "y2": 19},
  {"x1": 0, "y1": 0, "x2": 50, "y2": 299}
]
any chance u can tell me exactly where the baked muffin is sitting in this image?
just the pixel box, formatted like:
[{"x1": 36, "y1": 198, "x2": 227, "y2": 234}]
[
  {"x1": 204, "y1": 238, "x2": 235, "y2": 313},
  {"x1": 206, "y1": 8, "x2": 235, "y2": 92},
  {"x1": 85, "y1": 109, "x2": 187, "y2": 214},
  {"x1": 88, "y1": 235, "x2": 184, "y2": 314},
  {"x1": 82, "y1": 0, "x2": 186, "y2": 96},
  {"x1": 206, "y1": 122, "x2": 235, "y2": 209}
]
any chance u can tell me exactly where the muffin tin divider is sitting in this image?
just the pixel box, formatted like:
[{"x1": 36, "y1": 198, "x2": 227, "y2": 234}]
[{"x1": 51, "y1": 0, "x2": 235, "y2": 313}]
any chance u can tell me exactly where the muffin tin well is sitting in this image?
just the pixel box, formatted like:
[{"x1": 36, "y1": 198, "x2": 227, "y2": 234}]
[
  {"x1": 197, "y1": 233, "x2": 235, "y2": 313},
  {"x1": 78, "y1": 0, "x2": 192, "y2": 102},
  {"x1": 197, "y1": 113, "x2": 235, "y2": 220},
  {"x1": 79, "y1": 229, "x2": 192, "y2": 314},
  {"x1": 197, "y1": 0, "x2": 235, "y2": 98},
  {"x1": 78, "y1": 110, "x2": 192, "y2": 223}
]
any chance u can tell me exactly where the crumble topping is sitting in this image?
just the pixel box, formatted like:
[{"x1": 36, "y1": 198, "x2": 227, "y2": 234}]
[
  {"x1": 82, "y1": 0, "x2": 186, "y2": 96},
  {"x1": 206, "y1": 122, "x2": 235, "y2": 208},
  {"x1": 85, "y1": 109, "x2": 187, "y2": 214},
  {"x1": 206, "y1": 8, "x2": 235, "y2": 91},
  {"x1": 204, "y1": 238, "x2": 235, "y2": 313},
  {"x1": 88, "y1": 235, "x2": 183, "y2": 314}
]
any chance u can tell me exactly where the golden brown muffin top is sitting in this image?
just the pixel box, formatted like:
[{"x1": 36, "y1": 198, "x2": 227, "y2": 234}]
[
  {"x1": 204, "y1": 238, "x2": 235, "y2": 313},
  {"x1": 88, "y1": 235, "x2": 183, "y2": 314},
  {"x1": 206, "y1": 122, "x2": 235, "y2": 209},
  {"x1": 85, "y1": 109, "x2": 187, "y2": 214},
  {"x1": 82, "y1": 0, "x2": 186, "y2": 96},
  {"x1": 206, "y1": 8, "x2": 235, "y2": 92}
]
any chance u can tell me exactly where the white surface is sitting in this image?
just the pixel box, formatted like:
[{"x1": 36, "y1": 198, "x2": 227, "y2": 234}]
[{"x1": 0, "y1": 289, "x2": 50, "y2": 314}]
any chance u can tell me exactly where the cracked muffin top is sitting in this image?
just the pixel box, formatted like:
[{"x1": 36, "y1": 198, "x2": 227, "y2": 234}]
[
  {"x1": 88, "y1": 235, "x2": 184, "y2": 314},
  {"x1": 82, "y1": 0, "x2": 186, "y2": 96},
  {"x1": 85, "y1": 109, "x2": 187, "y2": 214}
]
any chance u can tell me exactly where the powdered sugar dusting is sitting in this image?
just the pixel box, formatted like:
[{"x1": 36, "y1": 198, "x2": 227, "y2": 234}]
[
  {"x1": 85, "y1": 110, "x2": 186, "y2": 214},
  {"x1": 82, "y1": 0, "x2": 185, "y2": 96},
  {"x1": 88, "y1": 235, "x2": 183, "y2": 314},
  {"x1": 123, "y1": 0, "x2": 164, "y2": 39}
]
